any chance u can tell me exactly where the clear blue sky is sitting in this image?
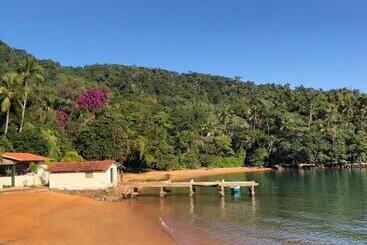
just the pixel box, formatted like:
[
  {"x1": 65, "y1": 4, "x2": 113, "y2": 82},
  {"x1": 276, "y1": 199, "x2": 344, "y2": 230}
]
[{"x1": 1, "y1": 0, "x2": 367, "y2": 91}]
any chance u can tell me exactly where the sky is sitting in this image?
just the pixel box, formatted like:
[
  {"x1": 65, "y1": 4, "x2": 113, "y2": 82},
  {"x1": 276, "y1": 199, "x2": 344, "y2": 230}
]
[{"x1": 1, "y1": 0, "x2": 367, "y2": 91}]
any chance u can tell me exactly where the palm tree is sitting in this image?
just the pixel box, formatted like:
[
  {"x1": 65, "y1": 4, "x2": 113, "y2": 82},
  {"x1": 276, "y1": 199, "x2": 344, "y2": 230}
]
[
  {"x1": 0, "y1": 72, "x2": 20, "y2": 134},
  {"x1": 217, "y1": 105, "x2": 233, "y2": 124},
  {"x1": 18, "y1": 57, "x2": 43, "y2": 132}
]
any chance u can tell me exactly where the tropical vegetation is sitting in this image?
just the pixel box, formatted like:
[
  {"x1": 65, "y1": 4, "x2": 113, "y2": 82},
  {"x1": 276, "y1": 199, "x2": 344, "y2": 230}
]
[{"x1": 1, "y1": 40, "x2": 367, "y2": 170}]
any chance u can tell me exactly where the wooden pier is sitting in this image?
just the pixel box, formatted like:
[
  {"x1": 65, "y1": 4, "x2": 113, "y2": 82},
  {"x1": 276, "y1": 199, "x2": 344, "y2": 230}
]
[{"x1": 128, "y1": 179, "x2": 258, "y2": 198}]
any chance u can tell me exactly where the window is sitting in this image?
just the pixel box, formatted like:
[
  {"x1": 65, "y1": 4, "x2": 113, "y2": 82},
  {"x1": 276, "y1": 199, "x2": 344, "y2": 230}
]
[{"x1": 85, "y1": 172, "x2": 93, "y2": 178}]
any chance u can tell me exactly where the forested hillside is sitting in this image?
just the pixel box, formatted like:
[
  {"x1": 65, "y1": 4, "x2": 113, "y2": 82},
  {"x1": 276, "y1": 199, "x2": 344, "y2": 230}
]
[{"x1": 1, "y1": 40, "x2": 367, "y2": 170}]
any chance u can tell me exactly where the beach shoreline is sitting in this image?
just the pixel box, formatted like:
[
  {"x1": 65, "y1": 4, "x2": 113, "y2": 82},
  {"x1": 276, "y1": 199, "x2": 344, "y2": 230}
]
[
  {"x1": 122, "y1": 166, "x2": 272, "y2": 182},
  {"x1": 0, "y1": 167, "x2": 271, "y2": 245}
]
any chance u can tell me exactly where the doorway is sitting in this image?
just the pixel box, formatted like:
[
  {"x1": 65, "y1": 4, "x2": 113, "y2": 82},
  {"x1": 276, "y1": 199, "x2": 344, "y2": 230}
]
[{"x1": 110, "y1": 168, "x2": 114, "y2": 183}]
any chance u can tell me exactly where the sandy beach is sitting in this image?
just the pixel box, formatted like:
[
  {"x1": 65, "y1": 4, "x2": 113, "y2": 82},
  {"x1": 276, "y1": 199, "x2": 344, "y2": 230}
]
[
  {"x1": 0, "y1": 167, "x2": 271, "y2": 245},
  {"x1": 0, "y1": 190, "x2": 174, "y2": 245},
  {"x1": 122, "y1": 166, "x2": 272, "y2": 182}
]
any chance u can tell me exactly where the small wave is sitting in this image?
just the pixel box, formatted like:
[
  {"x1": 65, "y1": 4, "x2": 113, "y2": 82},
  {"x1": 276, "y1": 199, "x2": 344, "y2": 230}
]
[{"x1": 159, "y1": 216, "x2": 176, "y2": 241}]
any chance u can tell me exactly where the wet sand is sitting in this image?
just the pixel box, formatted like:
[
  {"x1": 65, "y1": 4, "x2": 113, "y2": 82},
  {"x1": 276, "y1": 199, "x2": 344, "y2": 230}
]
[
  {"x1": 0, "y1": 190, "x2": 174, "y2": 245},
  {"x1": 123, "y1": 167, "x2": 272, "y2": 182}
]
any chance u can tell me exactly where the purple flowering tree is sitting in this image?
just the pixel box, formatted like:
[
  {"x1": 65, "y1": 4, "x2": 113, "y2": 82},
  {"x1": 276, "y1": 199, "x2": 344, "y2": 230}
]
[
  {"x1": 75, "y1": 88, "x2": 109, "y2": 111},
  {"x1": 56, "y1": 109, "x2": 68, "y2": 129}
]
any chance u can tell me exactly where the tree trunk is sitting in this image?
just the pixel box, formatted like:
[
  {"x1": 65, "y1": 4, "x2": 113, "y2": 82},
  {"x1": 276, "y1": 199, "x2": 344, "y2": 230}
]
[
  {"x1": 308, "y1": 111, "x2": 313, "y2": 131},
  {"x1": 19, "y1": 79, "x2": 28, "y2": 133},
  {"x1": 4, "y1": 109, "x2": 9, "y2": 135}
]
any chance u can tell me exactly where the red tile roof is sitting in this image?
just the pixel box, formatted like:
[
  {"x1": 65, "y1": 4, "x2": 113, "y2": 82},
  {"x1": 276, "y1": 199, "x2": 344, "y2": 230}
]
[
  {"x1": 2, "y1": 152, "x2": 49, "y2": 162},
  {"x1": 48, "y1": 160, "x2": 115, "y2": 173}
]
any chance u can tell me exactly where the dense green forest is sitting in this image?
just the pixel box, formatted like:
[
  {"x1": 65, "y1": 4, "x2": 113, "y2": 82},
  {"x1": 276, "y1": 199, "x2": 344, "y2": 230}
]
[{"x1": 1, "y1": 40, "x2": 367, "y2": 170}]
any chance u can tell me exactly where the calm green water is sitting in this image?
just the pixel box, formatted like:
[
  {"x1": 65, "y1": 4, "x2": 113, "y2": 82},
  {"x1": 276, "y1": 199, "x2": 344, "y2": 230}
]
[{"x1": 133, "y1": 169, "x2": 367, "y2": 245}]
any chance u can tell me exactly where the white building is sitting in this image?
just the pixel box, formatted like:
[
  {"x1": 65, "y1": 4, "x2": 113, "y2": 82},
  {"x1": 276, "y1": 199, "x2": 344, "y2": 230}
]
[
  {"x1": 0, "y1": 152, "x2": 49, "y2": 189},
  {"x1": 48, "y1": 160, "x2": 118, "y2": 190}
]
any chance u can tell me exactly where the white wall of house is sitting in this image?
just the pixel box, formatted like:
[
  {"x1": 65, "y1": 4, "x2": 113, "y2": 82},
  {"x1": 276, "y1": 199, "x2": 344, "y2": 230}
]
[
  {"x1": 0, "y1": 164, "x2": 48, "y2": 189},
  {"x1": 0, "y1": 173, "x2": 42, "y2": 188},
  {"x1": 49, "y1": 165, "x2": 118, "y2": 190},
  {"x1": 1, "y1": 158, "x2": 16, "y2": 164}
]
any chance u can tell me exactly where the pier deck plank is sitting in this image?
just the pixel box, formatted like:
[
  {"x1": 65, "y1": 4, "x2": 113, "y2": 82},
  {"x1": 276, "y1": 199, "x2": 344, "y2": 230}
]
[
  {"x1": 131, "y1": 181, "x2": 257, "y2": 188},
  {"x1": 128, "y1": 180, "x2": 258, "y2": 197}
]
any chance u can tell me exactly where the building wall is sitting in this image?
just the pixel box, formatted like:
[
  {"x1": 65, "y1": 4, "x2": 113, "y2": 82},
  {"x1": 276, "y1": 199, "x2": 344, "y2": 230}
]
[
  {"x1": 0, "y1": 173, "x2": 43, "y2": 188},
  {"x1": 0, "y1": 164, "x2": 48, "y2": 188},
  {"x1": 49, "y1": 165, "x2": 118, "y2": 190},
  {"x1": 1, "y1": 158, "x2": 16, "y2": 164}
]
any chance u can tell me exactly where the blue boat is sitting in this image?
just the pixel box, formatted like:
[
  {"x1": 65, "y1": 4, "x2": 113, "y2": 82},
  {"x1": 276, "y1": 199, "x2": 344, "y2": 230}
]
[{"x1": 230, "y1": 186, "x2": 241, "y2": 194}]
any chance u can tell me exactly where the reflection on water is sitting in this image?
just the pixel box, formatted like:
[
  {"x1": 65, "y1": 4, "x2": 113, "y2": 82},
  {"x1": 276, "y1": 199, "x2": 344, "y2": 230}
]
[{"x1": 132, "y1": 169, "x2": 367, "y2": 245}]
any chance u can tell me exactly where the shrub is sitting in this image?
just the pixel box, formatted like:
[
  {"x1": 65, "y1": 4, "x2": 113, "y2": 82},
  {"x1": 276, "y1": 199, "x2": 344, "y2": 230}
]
[
  {"x1": 41, "y1": 129, "x2": 63, "y2": 160},
  {"x1": 7, "y1": 128, "x2": 49, "y2": 156},
  {"x1": 74, "y1": 114, "x2": 130, "y2": 161},
  {"x1": 207, "y1": 155, "x2": 244, "y2": 168},
  {"x1": 29, "y1": 163, "x2": 39, "y2": 173},
  {"x1": 179, "y1": 151, "x2": 201, "y2": 169},
  {"x1": 5, "y1": 167, "x2": 12, "y2": 176},
  {"x1": 0, "y1": 137, "x2": 13, "y2": 154},
  {"x1": 249, "y1": 147, "x2": 268, "y2": 166},
  {"x1": 62, "y1": 150, "x2": 83, "y2": 162}
]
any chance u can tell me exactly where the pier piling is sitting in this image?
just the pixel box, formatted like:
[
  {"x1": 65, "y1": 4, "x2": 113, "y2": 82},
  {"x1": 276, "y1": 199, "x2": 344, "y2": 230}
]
[
  {"x1": 189, "y1": 179, "x2": 195, "y2": 197},
  {"x1": 219, "y1": 179, "x2": 225, "y2": 197}
]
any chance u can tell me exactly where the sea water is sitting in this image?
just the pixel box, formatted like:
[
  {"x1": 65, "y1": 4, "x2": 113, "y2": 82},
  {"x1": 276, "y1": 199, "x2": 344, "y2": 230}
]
[{"x1": 132, "y1": 169, "x2": 367, "y2": 245}]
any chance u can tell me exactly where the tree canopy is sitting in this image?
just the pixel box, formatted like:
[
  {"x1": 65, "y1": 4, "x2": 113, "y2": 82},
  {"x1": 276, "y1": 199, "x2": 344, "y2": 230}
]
[{"x1": 0, "y1": 40, "x2": 366, "y2": 170}]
